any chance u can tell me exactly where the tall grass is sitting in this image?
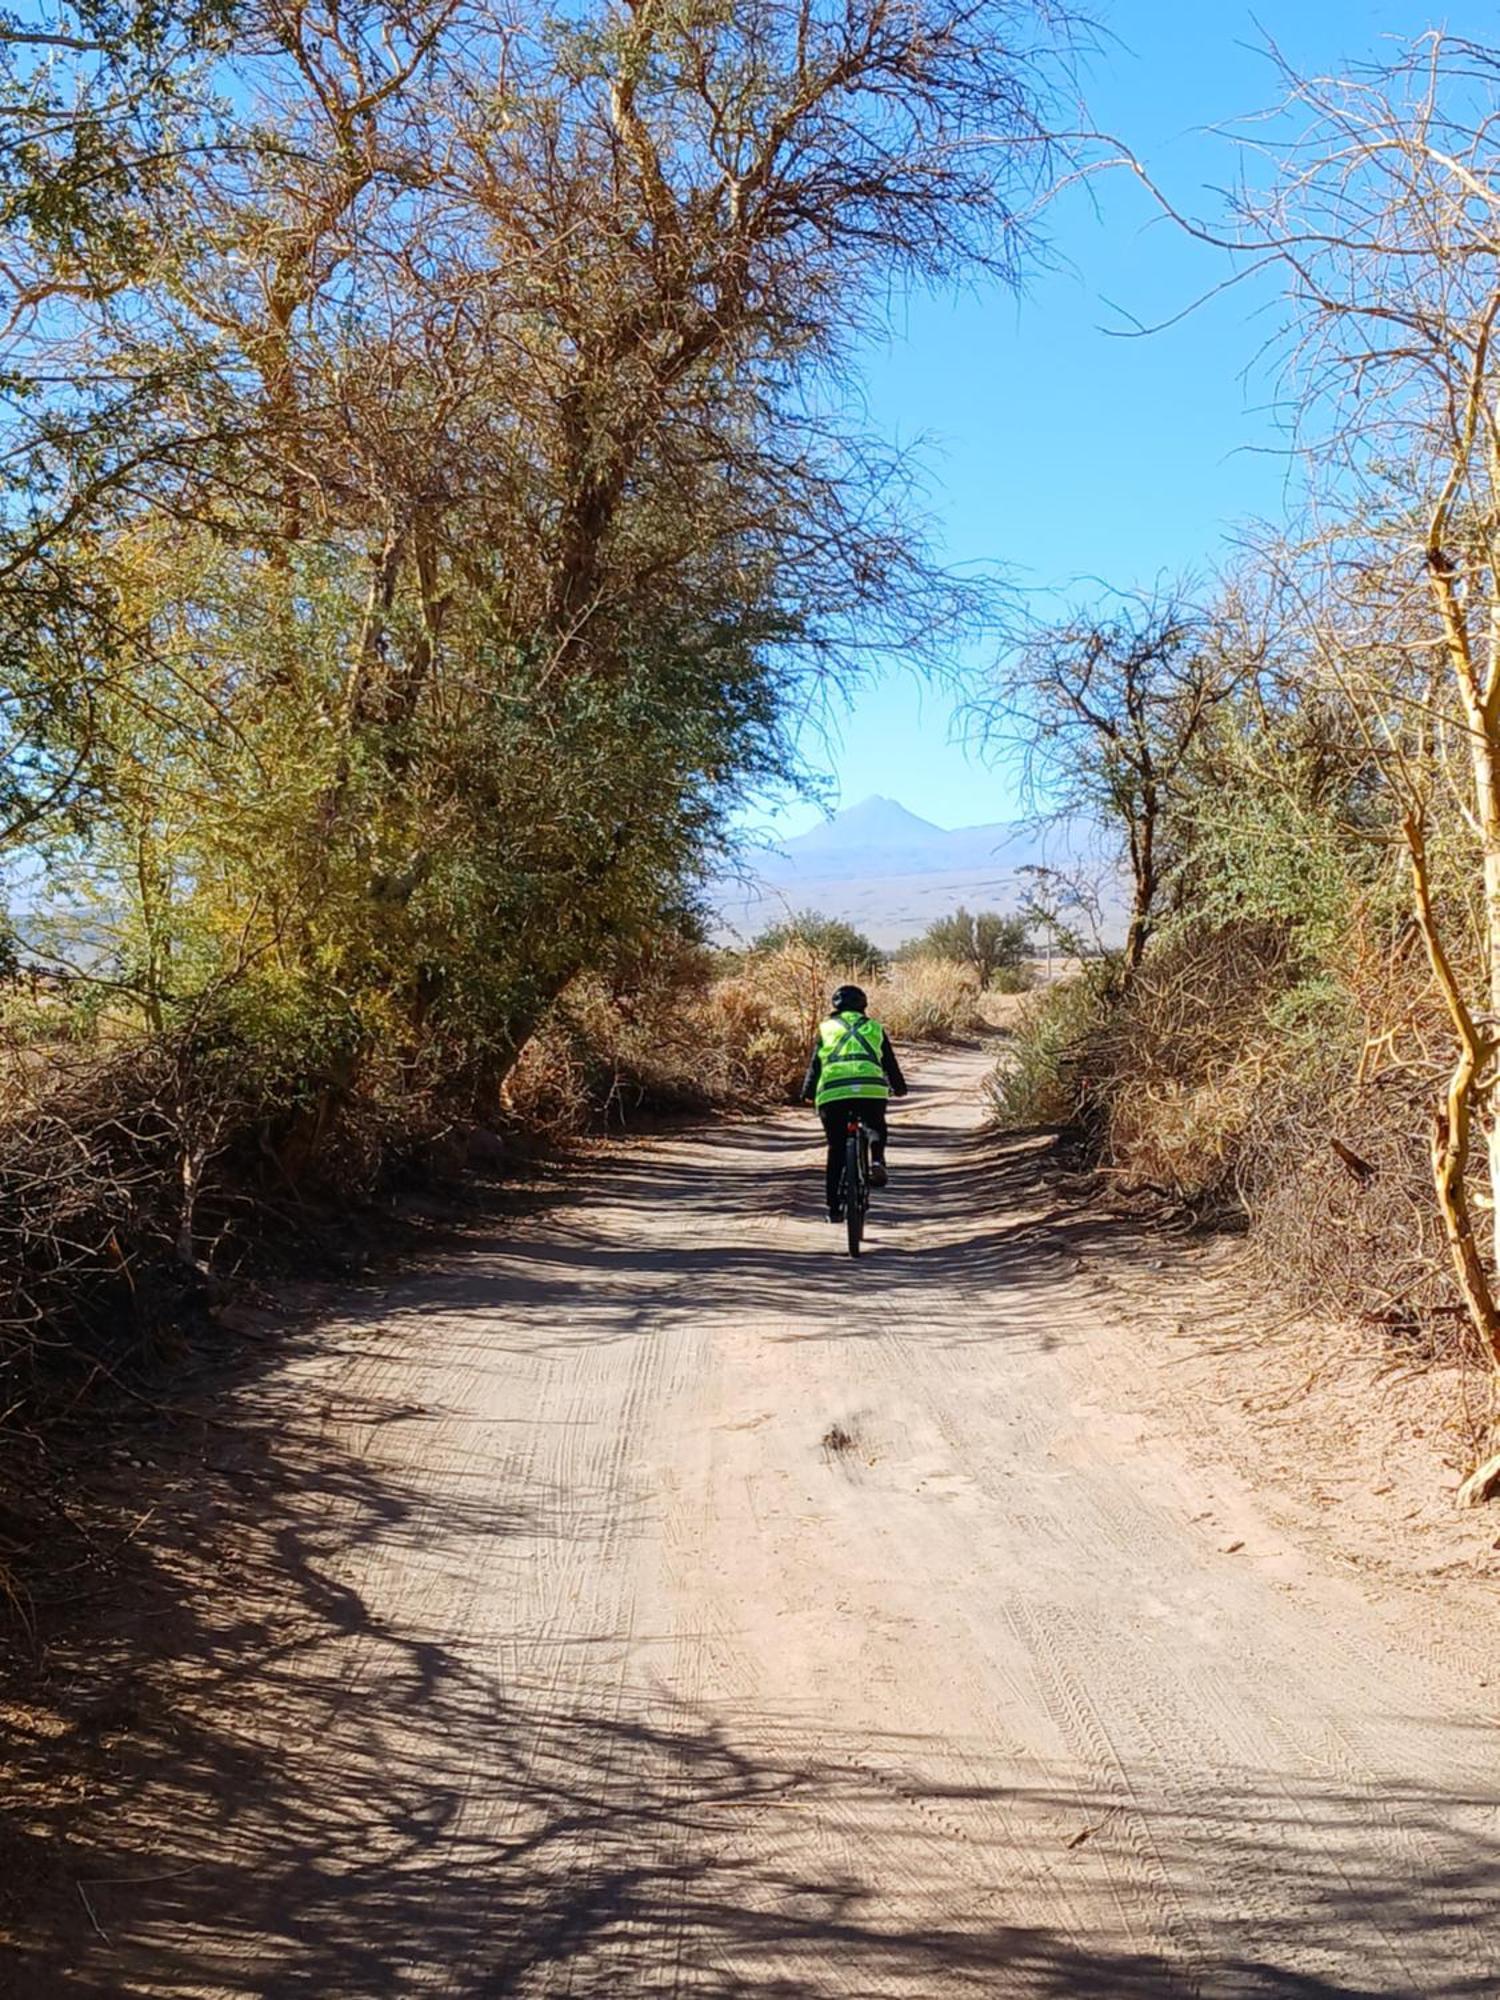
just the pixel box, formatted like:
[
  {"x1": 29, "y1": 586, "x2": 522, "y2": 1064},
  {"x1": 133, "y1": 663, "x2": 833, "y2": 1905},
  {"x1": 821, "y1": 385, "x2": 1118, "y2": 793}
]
[
  {"x1": 986, "y1": 974, "x2": 1109, "y2": 1131},
  {"x1": 992, "y1": 925, "x2": 1487, "y2": 1375},
  {"x1": 507, "y1": 947, "x2": 988, "y2": 1135},
  {"x1": 868, "y1": 958, "x2": 984, "y2": 1043}
]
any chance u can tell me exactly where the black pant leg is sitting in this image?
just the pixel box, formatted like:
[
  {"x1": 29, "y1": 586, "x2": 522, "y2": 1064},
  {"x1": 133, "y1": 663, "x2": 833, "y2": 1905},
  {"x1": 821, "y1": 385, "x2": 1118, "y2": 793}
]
[
  {"x1": 820, "y1": 1106, "x2": 845, "y2": 1214},
  {"x1": 821, "y1": 1103, "x2": 889, "y2": 1209},
  {"x1": 867, "y1": 1104, "x2": 889, "y2": 1161}
]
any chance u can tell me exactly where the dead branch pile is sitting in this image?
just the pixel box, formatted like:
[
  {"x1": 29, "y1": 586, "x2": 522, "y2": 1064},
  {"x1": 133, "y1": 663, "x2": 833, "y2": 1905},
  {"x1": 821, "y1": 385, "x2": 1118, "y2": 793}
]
[
  {"x1": 0, "y1": 1020, "x2": 472, "y2": 1427},
  {"x1": 1060, "y1": 918, "x2": 1484, "y2": 1358},
  {"x1": 1242, "y1": 920, "x2": 1486, "y2": 1366},
  {"x1": 0, "y1": 1039, "x2": 231, "y2": 1449},
  {"x1": 2, "y1": 1042, "x2": 213, "y2": 1351},
  {"x1": 1085, "y1": 921, "x2": 1296, "y2": 1203}
]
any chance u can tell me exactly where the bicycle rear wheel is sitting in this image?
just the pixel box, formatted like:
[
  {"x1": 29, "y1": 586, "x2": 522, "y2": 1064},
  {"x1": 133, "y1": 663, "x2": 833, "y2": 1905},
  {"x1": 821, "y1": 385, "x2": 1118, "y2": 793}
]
[{"x1": 845, "y1": 1129, "x2": 865, "y2": 1257}]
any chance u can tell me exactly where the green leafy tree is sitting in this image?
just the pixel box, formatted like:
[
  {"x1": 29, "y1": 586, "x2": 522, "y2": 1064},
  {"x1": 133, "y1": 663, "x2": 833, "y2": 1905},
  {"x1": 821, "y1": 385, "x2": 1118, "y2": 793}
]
[
  {"x1": 920, "y1": 907, "x2": 1028, "y2": 989},
  {"x1": 0, "y1": 0, "x2": 238, "y2": 853},
  {"x1": 753, "y1": 911, "x2": 883, "y2": 974},
  {"x1": 0, "y1": 0, "x2": 1081, "y2": 1198}
]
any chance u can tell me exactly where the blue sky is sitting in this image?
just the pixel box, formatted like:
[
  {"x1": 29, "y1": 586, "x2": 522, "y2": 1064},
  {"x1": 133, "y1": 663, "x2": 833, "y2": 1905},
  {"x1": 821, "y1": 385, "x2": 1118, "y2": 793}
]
[{"x1": 762, "y1": 0, "x2": 1424, "y2": 840}]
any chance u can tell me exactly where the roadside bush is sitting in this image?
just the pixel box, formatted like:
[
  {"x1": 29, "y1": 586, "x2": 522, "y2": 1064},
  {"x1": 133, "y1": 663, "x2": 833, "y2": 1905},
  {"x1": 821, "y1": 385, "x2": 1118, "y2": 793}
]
[
  {"x1": 1237, "y1": 929, "x2": 1479, "y2": 1355},
  {"x1": 1087, "y1": 922, "x2": 1299, "y2": 1202},
  {"x1": 508, "y1": 940, "x2": 830, "y2": 1133},
  {"x1": 917, "y1": 907, "x2": 1030, "y2": 990},
  {"x1": 989, "y1": 962, "x2": 1036, "y2": 995},
  {"x1": 711, "y1": 941, "x2": 835, "y2": 1097},
  {"x1": 868, "y1": 956, "x2": 984, "y2": 1043},
  {"x1": 505, "y1": 943, "x2": 992, "y2": 1138},
  {"x1": 750, "y1": 910, "x2": 884, "y2": 972},
  {"x1": 991, "y1": 923, "x2": 1341, "y2": 1188},
  {"x1": 986, "y1": 972, "x2": 1110, "y2": 1129},
  {"x1": 992, "y1": 912, "x2": 1487, "y2": 1361},
  {"x1": 0, "y1": 1000, "x2": 465, "y2": 1406}
]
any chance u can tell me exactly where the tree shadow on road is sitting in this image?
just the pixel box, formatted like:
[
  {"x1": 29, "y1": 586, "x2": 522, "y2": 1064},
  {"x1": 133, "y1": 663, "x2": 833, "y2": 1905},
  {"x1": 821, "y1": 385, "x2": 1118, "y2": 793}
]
[
  {"x1": 6, "y1": 1107, "x2": 1498, "y2": 1996},
  {"x1": 376, "y1": 1118, "x2": 1155, "y2": 1360},
  {"x1": 6, "y1": 1308, "x2": 1498, "y2": 1998}
]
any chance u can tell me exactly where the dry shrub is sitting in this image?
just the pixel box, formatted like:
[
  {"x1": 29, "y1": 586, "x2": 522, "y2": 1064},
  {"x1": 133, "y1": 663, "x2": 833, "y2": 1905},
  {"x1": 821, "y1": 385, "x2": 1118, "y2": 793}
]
[
  {"x1": 708, "y1": 938, "x2": 839, "y2": 1095},
  {"x1": 1000, "y1": 917, "x2": 1488, "y2": 1373},
  {"x1": 506, "y1": 941, "x2": 834, "y2": 1135},
  {"x1": 0, "y1": 996, "x2": 488, "y2": 1413},
  {"x1": 868, "y1": 956, "x2": 984, "y2": 1043},
  {"x1": 698, "y1": 941, "x2": 985, "y2": 1097},
  {"x1": 987, "y1": 972, "x2": 1109, "y2": 1128},
  {"x1": 1239, "y1": 920, "x2": 1486, "y2": 1364},
  {"x1": 1091, "y1": 922, "x2": 1295, "y2": 1203},
  {"x1": 1106, "y1": 1065, "x2": 1269, "y2": 1196},
  {"x1": 0, "y1": 1042, "x2": 189, "y2": 1360},
  {"x1": 505, "y1": 970, "x2": 709, "y2": 1139},
  {"x1": 0, "y1": 1032, "x2": 277, "y2": 1474},
  {"x1": 1248, "y1": 1062, "x2": 1454, "y2": 1335},
  {"x1": 505, "y1": 941, "x2": 984, "y2": 1140},
  {"x1": 703, "y1": 977, "x2": 800, "y2": 1096},
  {"x1": 987, "y1": 923, "x2": 1301, "y2": 1183}
]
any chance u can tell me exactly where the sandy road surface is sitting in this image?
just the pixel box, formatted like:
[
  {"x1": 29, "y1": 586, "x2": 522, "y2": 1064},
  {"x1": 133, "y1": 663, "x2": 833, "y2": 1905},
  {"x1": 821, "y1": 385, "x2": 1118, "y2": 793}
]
[{"x1": 71, "y1": 1047, "x2": 1500, "y2": 1997}]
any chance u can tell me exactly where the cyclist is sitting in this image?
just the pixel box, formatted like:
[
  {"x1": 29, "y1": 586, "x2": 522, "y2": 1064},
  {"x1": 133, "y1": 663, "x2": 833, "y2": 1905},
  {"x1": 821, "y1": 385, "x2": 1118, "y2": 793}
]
[{"x1": 800, "y1": 984, "x2": 908, "y2": 1221}]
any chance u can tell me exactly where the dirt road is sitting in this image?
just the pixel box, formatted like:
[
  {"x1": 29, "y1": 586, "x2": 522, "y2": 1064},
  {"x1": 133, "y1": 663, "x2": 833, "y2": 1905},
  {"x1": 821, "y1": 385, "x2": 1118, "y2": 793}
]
[{"x1": 55, "y1": 1047, "x2": 1500, "y2": 1997}]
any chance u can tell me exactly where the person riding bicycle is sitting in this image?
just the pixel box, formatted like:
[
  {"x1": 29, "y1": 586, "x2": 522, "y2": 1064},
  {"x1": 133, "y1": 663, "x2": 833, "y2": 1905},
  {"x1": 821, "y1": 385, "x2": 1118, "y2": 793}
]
[{"x1": 800, "y1": 984, "x2": 908, "y2": 1222}]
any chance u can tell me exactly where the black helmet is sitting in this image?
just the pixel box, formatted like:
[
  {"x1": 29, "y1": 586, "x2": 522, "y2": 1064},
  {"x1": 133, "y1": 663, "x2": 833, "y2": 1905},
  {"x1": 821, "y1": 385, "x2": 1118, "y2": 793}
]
[{"x1": 830, "y1": 984, "x2": 867, "y2": 1015}]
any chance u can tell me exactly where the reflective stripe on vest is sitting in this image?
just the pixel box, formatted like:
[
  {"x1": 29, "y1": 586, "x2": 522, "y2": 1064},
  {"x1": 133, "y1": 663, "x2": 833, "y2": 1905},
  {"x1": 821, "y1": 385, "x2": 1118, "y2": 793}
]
[{"x1": 814, "y1": 1011, "x2": 890, "y2": 1108}]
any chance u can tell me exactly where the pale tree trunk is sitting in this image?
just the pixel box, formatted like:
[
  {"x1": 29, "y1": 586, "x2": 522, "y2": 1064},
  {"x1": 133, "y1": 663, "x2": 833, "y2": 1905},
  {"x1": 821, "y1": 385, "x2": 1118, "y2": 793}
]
[
  {"x1": 1469, "y1": 743, "x2": 1500, "y2": 1499},
  {"x1": 1404, "y1": 808, "x2": 1500, "y2": 1363},
  {"x1": 1478, "y1": 736, "x2": 1500, "y2": 1297},
  {"x1": 1419, "y1": 465, "x2": 1500, "y2": 1376},
  {"x1": 341, "y1": 519, "x2": 406, "y2": 730}
]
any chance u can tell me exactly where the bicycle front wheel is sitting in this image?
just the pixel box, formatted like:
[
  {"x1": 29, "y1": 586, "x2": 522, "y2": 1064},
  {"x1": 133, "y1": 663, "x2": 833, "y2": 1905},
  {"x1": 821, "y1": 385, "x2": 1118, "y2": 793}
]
[{"x1": 845, "y1": 1130, "x2": 864, "y2": 1257}]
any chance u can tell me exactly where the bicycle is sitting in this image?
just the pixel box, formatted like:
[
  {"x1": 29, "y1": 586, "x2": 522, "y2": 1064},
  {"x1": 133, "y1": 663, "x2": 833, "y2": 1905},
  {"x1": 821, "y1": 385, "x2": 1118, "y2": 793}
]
[{"x1": 837, "y1": 1108, "x2": 876, "y2": 1258}]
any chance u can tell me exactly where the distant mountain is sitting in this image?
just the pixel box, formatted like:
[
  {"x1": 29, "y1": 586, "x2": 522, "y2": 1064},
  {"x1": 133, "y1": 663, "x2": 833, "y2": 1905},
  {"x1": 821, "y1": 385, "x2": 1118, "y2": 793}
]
[
  {"x1": 706, "y1": 795, "x2": 1119, "y2": 950},
  {"x1": 762, "y1": 795, "x2": 1038, "y2": 882}
]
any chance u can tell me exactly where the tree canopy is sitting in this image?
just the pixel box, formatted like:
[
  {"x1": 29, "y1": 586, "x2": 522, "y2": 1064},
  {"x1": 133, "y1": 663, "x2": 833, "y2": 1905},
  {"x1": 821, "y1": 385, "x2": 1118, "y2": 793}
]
[
  {"x1": 0, "y1": 0, "x2": 1076, "y2": 1114},
  {"x1": 918, "y1": 908, "x2": 1029, "y2": 988},
  {"x1": 752, "y1": 911, "x2": 884, "y2": 974}
]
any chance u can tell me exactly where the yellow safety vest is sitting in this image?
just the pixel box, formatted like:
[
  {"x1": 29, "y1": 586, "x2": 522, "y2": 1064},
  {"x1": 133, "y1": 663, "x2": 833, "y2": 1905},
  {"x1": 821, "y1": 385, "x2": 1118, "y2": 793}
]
[{"x1": 814, "y1": 1011, "x2": 890, "y2": 1108}]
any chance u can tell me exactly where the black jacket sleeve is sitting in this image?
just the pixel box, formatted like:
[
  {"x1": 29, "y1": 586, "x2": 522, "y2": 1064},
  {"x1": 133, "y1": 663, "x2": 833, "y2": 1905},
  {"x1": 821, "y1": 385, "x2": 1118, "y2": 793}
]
[
  {"x1": 881, "y1": 1034, "x2": 908, "y2": 1096},
  {"x1": 800, "y1": 1046, "x2": 821, "y2": 1103}
]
